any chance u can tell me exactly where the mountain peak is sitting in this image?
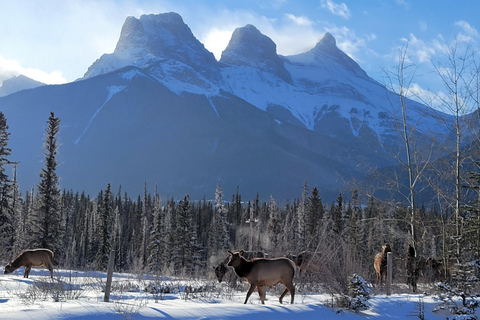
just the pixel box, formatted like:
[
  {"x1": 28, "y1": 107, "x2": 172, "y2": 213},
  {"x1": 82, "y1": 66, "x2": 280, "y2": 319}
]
[
  {"x1": 0, "y1": 75, "x2": 45, "y2": 97},
  {"x1": 83, "y1": 12, "x2": 216, "y2": 79},
  {"x1": 287, "y1": 32, "x2": 367, "y2": 79},
  {"x1": 312, "y1": 32, "x2": 342, "y2": 57},
  {"x1": 220, "y1": 24, "x2": 292, "y2": 83},
  {"x1": 318, "y1": 32, "x2": 336, "y2": 47}
]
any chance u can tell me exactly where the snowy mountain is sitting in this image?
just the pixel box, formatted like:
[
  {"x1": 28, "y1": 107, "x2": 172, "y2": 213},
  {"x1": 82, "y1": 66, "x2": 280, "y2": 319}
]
[
  {"x1": 0, "y1": 75, "x2": 45, "y2": 97},
  {"x1": 0, "y1": 12, "x2": 454, "y2": 200}
]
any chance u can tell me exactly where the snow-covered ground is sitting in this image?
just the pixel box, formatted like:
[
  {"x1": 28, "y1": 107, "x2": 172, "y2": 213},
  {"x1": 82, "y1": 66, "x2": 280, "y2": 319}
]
[{"x1": 0, "y1": 266, "x2": 477, "y2": 319}]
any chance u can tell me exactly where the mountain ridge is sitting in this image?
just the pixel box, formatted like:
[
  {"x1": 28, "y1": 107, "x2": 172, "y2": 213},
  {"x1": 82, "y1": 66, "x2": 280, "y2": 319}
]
[
  {"x1": 0, "y1": 75, "x2": 45, "y2": 97},
  {"x1": 0, "y1": 12, "x2": 456, "y2": 201}
]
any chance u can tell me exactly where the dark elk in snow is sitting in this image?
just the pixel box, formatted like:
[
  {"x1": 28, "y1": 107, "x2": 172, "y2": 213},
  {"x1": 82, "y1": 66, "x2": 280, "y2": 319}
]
[
  {"x1": 405, "y1": 244, "x2": 424, "y2": 293},
  {"x1": 214, "y1": 250, "x2": 267, "y2": 283},
  {"x1": 374, "y1": 243, "x2": 391, "y2": 285},
  {"x1": 287, "y1": 250, "x2": 322, "y2": 274},
  {"x1": 425, "y1": 256, "x2": 450, "y2": 282},
  {"x1": 227, "y1": 250, "x2": 295, "y2": 304},
  {"x1": 4, "y1": 248, "x2": 54, "y2": 278}
]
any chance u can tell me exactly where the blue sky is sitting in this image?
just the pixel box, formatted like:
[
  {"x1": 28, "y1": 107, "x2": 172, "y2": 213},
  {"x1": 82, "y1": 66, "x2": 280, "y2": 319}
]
[{"x1": 0, "y1": 0, "x2": 478, "y2": 105}]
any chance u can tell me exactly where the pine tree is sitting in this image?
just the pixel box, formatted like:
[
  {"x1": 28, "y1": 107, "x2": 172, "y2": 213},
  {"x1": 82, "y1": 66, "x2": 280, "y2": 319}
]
[
  {"x1": 31, "y1": 112, "x2": 62, "y2": 256},
  {"x1": 306, "y1": 186, "x2": 323, "y2": 250},
  {"x1": 347, "y1": 190, "x2": 361, "y2": 258},
  {"x1": 147, "y1": 189, "x2": 163, "y2": 272},
  {"x1": 10, "y1": 163, "x2": 24, "y2": 254},
  {"x1": 96, "y1": 183, "x2": 114, "y2": 270},
  {"x1": 140, "y1": 182, "x2": 152, "y2": 268},
  {"x1": 0, "y1": 112, "x2": 14, "y2": 260},
  {"x1": 209, "y1": 185, "x2": 230, "y2": 255},
  {"x1": 267, "y1": 195, "x2": 282, "y2": 255},
  {"x1": 331, "y1": 192, "x2": 344, "y2": 234},
  {"x1": 296, "y1": 180, "x2": 309, "y2": 248},
  {"x1": 173, "y1": 195, "x2": 198, "y2": 274},
  {"x1": 162, "y1": 197, "x2": 175, "y2": 271},
  {"x1": 282, "y1": 201, "x2": 296, "y2": 250},
  {"x1": 461, "y1": 160, "x2": 480, "y2": 261}
]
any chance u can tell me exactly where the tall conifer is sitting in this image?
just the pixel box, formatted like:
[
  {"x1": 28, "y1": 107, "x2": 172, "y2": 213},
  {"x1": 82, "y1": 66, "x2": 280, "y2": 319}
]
[{"x1": 31, "y1": 112, "x2": 62, "y2": 255}]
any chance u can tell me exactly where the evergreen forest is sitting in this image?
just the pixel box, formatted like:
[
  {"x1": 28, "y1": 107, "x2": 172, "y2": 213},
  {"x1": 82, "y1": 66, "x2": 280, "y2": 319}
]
[{"x1": 1, "y1": 109, "x2": 480, "y2": 297}]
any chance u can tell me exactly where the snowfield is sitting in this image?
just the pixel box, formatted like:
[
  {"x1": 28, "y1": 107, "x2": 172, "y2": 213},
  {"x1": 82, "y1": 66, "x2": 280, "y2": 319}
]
[{"x1": 0, "y1": 267, "x2": 477, "y2": 320}]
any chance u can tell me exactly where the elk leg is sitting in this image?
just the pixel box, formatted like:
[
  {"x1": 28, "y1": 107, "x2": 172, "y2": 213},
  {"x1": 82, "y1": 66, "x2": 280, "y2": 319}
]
[
  {"x1": 47, "y1": 263, "x2": 54, "y2": 279},
  {"x1": 279, "y1": 282, "x2": 295, "y2": 304},
  {"x1": 24, "y1": 266, "x2": 32, "y2": 278},
  {"x1": 257, "y1": 286, "x2": 265, "y2": 304},
  {"x1": 244, "y1": 284, "x2": 256, "y2": 304}
]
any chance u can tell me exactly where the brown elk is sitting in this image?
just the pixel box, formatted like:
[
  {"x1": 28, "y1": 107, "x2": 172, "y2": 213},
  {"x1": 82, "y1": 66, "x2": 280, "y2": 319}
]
[
  {"x1": 374, "y1": 243, "x2": 391, "y2": 285},
  {"x1": 4, "y1": 248, "x2": 54, "y2": 278},
  {"x1": 214, "y1": 251, "x2": 266, "y2": 283},
  {"x1": 227, "y1": 250, "x2": 295, "y2": 304}
]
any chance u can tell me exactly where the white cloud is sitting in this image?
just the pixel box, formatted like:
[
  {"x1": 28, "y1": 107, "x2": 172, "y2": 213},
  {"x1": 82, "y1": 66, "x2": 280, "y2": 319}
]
[
  {"x1": 195, "y1": 9, "x2": 321, "y2": 57},
  {"x1": 321, "y1": 0, "x2": 351, "y2": 19},
  {"x1": 0, "y1": 55, "x2": 66, "y2": 85},
  {"x1": 395, "y1": 0, "x2": 410, "y2": 9},
  {"x1": 323, "y1": 25, "x2": 369, "y2": 62},
  {"x1": 285, "y1": 13, "x2": 313, "y2": 26},
  {"x1": 455, "y1": 20, "x2": 479, "y2": 37},
  {"x1": 399, "y1": 33, "x2": 448, "y2": 64},
  {"x1": 454, "y1": 20, "x2": 479, "y2": 42},
  {"x1": 201, "y1": 28, "x2": 235, "y2": 60}
]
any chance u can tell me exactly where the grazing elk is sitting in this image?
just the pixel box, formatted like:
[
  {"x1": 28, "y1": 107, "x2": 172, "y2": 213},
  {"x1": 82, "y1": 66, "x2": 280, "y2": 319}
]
[
  {"x1": 374, "y1": 243, "x2": 391, "y2": 285},
  {"x1": 214, "y1": 250, "x2": 266, "y2": 283},
  {"x1": 227, "y1": 250, "x2": 295, "y2": 304},
  {"x1": 4, "y1": 248, "x2": 54, "y2": 278}
]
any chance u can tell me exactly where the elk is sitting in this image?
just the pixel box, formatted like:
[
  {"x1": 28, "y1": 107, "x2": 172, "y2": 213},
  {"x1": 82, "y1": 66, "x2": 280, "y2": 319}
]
[
  {"x1": 405, "y1": 244, "x2": 419, "y2": 292},
  {"x1": 227, "y1": 250, "x2": 295, "y2": 304},
  {"x1": 374, "y1": 243, "x2": 391, "y2": 285},
  {"x1": 425, "y1": 256, "x2": 451, "y2": 282},
  {"x1": 214, "y1": 250, "x2": 266, "y2": 283},
  {"x1": 4, "y1": 249, "x2": 54, "y2": 278},
  {"x1": 289, "y1": 250, "x2": 323, "y2": 274}
]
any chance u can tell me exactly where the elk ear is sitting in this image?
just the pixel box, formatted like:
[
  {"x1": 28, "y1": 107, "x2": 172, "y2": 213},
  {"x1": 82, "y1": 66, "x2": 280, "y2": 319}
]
[
  {"x1": 239, "y1": 250, "x2": 244, "y2": 256},
  {"x1": 227, "y1": 250, "x2": 233, "y2": 256}
]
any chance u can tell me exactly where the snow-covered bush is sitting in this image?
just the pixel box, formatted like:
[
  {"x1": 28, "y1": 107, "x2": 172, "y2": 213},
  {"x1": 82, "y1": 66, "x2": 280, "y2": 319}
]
[
  {"x1": 347, "y1": 274, "x2": 371, "y2": 311},
  {"x1": 432, "y1": 260, "x2": 480, "y2": 319}
]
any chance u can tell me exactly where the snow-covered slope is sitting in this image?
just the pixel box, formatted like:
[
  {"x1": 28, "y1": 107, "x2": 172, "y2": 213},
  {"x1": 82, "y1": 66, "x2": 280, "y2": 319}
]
[{"x1": 82, "y1": 13, "x2": 447, "y2": 144}]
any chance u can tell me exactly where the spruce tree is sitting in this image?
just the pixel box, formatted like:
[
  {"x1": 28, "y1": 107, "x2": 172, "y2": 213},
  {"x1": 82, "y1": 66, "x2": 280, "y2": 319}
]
[{"x1": 31, "y1": 112, "x2": 62, "y2": 255}]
